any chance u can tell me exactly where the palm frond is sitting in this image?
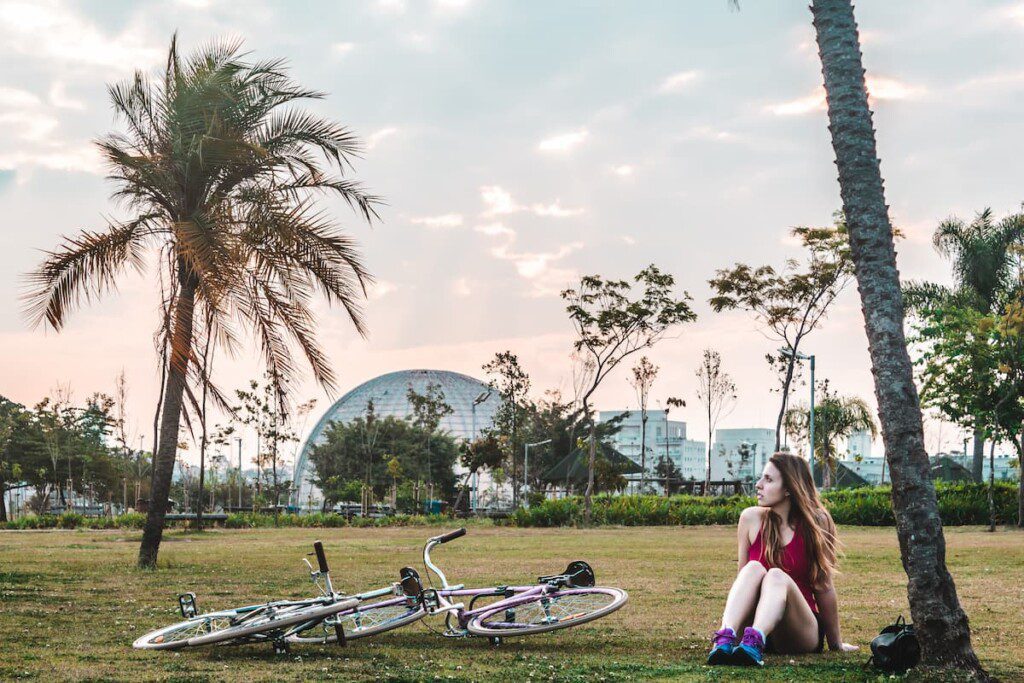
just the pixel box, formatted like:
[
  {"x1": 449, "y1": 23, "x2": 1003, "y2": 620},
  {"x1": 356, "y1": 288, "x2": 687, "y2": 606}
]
[{"x1": 23, "y1": 214, "x2": 157, "y2": 330}]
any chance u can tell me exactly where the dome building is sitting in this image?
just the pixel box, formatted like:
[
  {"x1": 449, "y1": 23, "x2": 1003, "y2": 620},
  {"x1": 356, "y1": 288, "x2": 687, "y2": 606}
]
[{"x1": 291, "y1": 369, "x2": 501, "y2": 508}]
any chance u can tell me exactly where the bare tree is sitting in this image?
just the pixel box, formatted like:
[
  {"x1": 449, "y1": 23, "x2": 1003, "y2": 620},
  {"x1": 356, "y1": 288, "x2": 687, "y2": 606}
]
[
  {"x1": 629, "y1": 357, "x2": 658, "y2": 493},
  {"x1": 695, "y1": 349, "x2": 736, "y2": 495}
]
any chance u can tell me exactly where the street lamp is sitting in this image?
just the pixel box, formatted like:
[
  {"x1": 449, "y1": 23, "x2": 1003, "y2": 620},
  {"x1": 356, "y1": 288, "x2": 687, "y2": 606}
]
[
  {"x1": 470, "y1": 390, "x2": 492, "y2": 512},
  {"x1": 235, "y1": 437, "x2": 243, "y2": 510},
  {"x1": 523, "y1": 439, "x2": 552, "y2": 506},
  {"x1": 779, "y1": 347, "x2": 816, "y2": 486}
]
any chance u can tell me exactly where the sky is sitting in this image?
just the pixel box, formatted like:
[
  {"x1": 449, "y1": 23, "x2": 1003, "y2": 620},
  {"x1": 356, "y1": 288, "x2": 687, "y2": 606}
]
[{"x1": 1, "y1": 0, "x2": 1023, "y2": 466}]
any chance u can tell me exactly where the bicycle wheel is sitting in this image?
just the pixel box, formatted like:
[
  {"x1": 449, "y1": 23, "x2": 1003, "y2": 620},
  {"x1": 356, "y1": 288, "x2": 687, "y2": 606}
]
[
  {"x1": 185, "y1": 597, "x2": 359, "y2": 647},
  {"x1": 466, "y1": 587, "x2": 627, "y2": 637},
  {"x1": 133, "y1": 608, "x2": 249, "y2": 650},
  {"x1": 288, "y1": 596, "x2": 426, "y2": 644}
]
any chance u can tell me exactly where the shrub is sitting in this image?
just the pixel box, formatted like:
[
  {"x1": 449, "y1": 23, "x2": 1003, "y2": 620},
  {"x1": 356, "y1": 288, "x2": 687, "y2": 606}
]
[{"x1": 510, "y1": 482, "x2": 1019, "y2": 527}]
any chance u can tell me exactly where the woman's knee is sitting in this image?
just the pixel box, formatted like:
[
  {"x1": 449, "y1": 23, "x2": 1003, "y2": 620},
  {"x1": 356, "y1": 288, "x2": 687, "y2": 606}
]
[
  {"x1": 741, "y1": 560, "x2": 767, "y2": 578},
  {"x1": 762, "y1": 567, "x2": 791, "y2": 591}
]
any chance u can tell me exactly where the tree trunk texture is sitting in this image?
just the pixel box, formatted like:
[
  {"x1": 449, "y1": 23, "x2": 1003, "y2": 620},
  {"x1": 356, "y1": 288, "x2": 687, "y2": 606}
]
[
  {"x1": 987, "y1": 440, "x2": 995, "y2": 533},
  {"x1": 972, "y1": 431, "x2": 984, "y2": 483},
  {"x1": 138, "y1": 269, "x2": 198, "y2": 569},
  {"x1": 774, "y1": 357, "x2": 798, "y2": 451},
  {"x1": 811, "y1": 0, "x2": 984, "y2": 672},
  {"x1": 1018, "y1": 432, "x2": 1023, "y2": 528},
  {"x1": 584, "y1": 420, "x2": 595, "y2": 526}
]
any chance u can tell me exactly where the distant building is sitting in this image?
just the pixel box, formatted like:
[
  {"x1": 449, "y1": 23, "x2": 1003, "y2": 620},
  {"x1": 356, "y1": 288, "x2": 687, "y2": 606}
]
[
  {"x1": 932, "y1": 451, "x2": 1019, "y2": 482},
  {"x1": 841, "y1": 456, "x2": 887, "y2": 485},
  {"x1": 845, "y1": 429, "x2": 873, "y2": 460},
  {"x1": 597, "y1": 410, "x2": 706, "y2": 490},
  {"x1": 712, "y1": 428, "x2": 777, "y2": 482}
]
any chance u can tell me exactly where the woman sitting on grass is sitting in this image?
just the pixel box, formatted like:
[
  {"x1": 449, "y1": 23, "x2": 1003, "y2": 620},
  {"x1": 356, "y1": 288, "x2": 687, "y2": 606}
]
[{"x1": 707, "y1": 452, "x2": 858, "y2": 666}]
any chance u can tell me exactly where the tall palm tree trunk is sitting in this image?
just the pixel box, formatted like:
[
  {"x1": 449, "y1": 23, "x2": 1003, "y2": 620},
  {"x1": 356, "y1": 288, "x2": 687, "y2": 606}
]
[
  {"x1": 811, "y1": 0, "x2": 983, "y2": 672},
  {"x1": 139, "y1": 269, "x2": 198, "y2": 568}
]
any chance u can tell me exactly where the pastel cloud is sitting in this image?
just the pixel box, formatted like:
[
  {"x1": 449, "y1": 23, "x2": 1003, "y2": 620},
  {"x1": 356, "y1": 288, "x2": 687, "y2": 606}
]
[
  {"x1": 658, "y1": 70, "x2": 699, "y2": 94},
  {"x1": 365, "y1": 126, "x2": 399, "y2": 149},
  {"x1": 479, "y1": 186, "x2": 583, "y2": 218},
  {"x1": 410, "y1": 213, "x2": 464, "y2": 229},
  {"x1": 537, "y1": 128, "x2": 589, "y2": 153}
]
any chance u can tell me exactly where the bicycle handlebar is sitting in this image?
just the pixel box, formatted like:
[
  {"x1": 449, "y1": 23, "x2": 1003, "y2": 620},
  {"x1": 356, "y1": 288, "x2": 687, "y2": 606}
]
[
  {"x1": 436, "y1": 527, "x2": 467, "y2": 544},
  {"x1": 313, "y1": 540, "x2": 329, "y2": 573}
]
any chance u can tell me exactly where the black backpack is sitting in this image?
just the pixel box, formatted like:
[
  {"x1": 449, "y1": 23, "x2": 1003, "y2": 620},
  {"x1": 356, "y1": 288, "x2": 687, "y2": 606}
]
[{"x1": 868, "y1": 615, "x2": 920, "y2": 674}]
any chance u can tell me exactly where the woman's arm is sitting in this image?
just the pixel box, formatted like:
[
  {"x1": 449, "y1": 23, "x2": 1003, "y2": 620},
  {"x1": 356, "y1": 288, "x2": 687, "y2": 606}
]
[
  {"x1": 736, "y1": 506, "x2": 759, "y2": 570},
  {"x1": 813, "y1": 580, "x2": 844, "y2": 649},
  {"x1": 814, "y1": 512, "x2": 858, "y2": 651}
]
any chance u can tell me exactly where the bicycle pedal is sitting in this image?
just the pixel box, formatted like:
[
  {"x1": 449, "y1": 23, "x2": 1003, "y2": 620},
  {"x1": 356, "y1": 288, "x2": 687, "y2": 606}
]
[
  {"x1": 177, "y1": 592, "x2": 198, "y2": 619},
  {"x1": 419, "y1": 588, "x2": 440, "y2": 612}
]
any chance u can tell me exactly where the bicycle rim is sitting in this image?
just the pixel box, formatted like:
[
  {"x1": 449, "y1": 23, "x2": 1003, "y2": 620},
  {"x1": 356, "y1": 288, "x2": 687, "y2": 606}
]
[
  {"x1": 186, "y1": 597, "x2": 358, "y2": 647},
  {"x1": 132, "y1": 609, "x2": 244, "y2": 650},
  {"x1": 466, "y1": 587, "x2": 628, "y2": 637},
  {"x1": 288, "y1": 597, "x2": 425, "y2": 643}
]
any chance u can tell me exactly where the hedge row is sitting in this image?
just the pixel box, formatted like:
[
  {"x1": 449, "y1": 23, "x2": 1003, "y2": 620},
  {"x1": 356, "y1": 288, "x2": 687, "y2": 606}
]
[
  {"x1": 509, "y1": 482, "x2": 1021, "y2": 527},
  {"x1": 3, "y1": 483, "x2": 1018, "y2": 530}
]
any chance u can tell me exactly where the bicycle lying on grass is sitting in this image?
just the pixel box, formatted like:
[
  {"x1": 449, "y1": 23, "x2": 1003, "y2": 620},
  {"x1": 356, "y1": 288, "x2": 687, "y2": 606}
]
[
  {"x1": 132, "y1": 541, "x2": 358, "y2": 653},
  {"x1": 288, "y1": 528, "x2": 628, "y2": 646},
  {"x1": 134, "y1": 529, "x2": 627, "y2": 653}
]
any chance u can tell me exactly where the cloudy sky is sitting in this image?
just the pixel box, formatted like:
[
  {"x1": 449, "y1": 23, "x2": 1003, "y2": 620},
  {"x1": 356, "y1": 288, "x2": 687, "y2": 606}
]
[{"x1": 1, "y1": 0, "x2": 1023, "y2": 463}]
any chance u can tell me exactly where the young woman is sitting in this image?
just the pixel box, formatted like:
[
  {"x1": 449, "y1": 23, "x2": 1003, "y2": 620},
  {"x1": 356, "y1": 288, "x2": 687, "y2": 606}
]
[{"x1": 707, "y1": 452, "x2": 858, "y2": 666}]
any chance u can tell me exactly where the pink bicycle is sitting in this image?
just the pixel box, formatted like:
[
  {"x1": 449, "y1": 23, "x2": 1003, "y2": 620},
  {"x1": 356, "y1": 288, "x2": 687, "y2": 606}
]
[{"x1": 288, "y1": 528, "x2": 629, "y2": 646}]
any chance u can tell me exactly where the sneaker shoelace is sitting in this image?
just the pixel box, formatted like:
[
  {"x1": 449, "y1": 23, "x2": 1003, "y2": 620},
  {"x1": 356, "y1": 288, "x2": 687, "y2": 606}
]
[
  {"x1": 739, "y1": 628, "x2": 764, "y2": 650},
  {"x1": 711, "y1": 628, "x2": 736, "y2": 647}
]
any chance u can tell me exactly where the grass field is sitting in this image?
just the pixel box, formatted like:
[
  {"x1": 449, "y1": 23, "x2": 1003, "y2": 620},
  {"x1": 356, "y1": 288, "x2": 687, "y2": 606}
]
[{"x1": 1, "y1": 524, "x2": 1022, "y2": 682}]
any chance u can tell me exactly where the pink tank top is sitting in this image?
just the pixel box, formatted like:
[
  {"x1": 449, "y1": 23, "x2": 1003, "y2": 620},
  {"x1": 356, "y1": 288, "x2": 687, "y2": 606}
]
[{"x1": 748, "y1": 519, "x2": 818, "y2": 614}]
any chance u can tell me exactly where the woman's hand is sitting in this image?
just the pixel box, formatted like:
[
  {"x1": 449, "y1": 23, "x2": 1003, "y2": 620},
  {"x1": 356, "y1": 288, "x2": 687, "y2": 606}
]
[{"x1": 830, "y1": 642, "x2": 859, "y2": 652}]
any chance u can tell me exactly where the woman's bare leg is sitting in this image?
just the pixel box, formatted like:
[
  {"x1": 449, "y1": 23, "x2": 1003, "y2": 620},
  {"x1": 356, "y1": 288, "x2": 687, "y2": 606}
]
[
  {"x1": 720, "y1": 561, "x2": 767, "y2": 631},
  {"x1": 751, "y1": 568, "x2": 820, "y2": 653}
]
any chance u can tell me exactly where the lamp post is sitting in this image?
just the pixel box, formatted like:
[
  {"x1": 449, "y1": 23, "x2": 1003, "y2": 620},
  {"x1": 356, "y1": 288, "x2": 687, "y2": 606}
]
[
  {"x1": 779, "y1": 347, "x2": 816, "y2": 486},
  {"x1": 523, "y1": 439, "x2": 552, "y2": 506},
  {"x1": 470, "y1": 390, "x2": 492, "y2": 511},
  {"x1": 235, "y1": 437, "x2": 243, "y2": 510}
]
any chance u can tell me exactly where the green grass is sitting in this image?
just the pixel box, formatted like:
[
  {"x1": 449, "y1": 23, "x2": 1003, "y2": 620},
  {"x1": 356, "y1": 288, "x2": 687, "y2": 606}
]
[{"x1": 1, "y1": 525, "x2": 1021, "y2": 681}]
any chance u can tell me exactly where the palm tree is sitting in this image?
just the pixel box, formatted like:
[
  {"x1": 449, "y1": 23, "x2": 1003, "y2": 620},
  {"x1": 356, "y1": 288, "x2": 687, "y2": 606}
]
[
  {"x1": 784, "y1": 382, "x2": 876, "y2": 489},
  {"x1": 24, "y1": 36, "x2": 378, "y2": 568},
  {"x1": 810, "y1": 0, "x2": 983, "y2": 672},
  {"x1": 904, "y1": 209, "x2": 1024, "y2": 481}
]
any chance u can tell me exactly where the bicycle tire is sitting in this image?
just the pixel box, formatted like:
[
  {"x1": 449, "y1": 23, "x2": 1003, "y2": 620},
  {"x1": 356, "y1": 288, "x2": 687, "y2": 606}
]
[
  {"x1": 465, "y1": 587, "x2": 627, "y2": 637},
  {"x1": 288, "y1": 596, "x2": 426, "y2": 644},
  {"x1": 133, "y1": 608, "x2": 249, "y2": 650},
  {"x1": 185, "y1": 597, "x2": 359, "y2": 647}
]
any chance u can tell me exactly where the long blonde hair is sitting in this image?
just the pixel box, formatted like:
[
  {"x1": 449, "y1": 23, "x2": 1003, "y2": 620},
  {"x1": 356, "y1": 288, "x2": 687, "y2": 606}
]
[{"x1": 759, "y1": 452, "x2": 839, "y2": 589}]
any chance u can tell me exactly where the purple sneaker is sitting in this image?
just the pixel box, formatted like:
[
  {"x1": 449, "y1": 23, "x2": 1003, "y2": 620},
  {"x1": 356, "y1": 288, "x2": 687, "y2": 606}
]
[
  {"x1": 732, "y1": 627, "x2": 765, "y2": 666},
  {"x1": 706, "y1": 627, "x2": 737, "y2": 665}
]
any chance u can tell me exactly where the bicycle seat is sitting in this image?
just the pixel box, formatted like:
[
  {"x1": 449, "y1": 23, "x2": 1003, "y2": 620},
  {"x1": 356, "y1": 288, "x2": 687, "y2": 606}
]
[
  {"x1": 399, "y1": 567, "x2": 423, "y2": 597},
  {"x1": 539, "y1": 560, "x2": 596, "y2": 588}
]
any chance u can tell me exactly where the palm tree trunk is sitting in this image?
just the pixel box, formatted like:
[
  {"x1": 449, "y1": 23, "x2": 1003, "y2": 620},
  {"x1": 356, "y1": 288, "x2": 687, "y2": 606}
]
[
  {"x1": 972, "y1": 430, "x2": 984, "y2": 483},
  {"x1": 811, "y1": 0, "x2": 983, "y2": 672},
  {"x1": 1018, "y1": 430, "x2": 1023, "y2": 528},
  {"x1": 138, "y1": 269, "x2": 198, "y2": 569},
  {"x1": 987, "y1": 440, "x2": 995, "y2": 532}
]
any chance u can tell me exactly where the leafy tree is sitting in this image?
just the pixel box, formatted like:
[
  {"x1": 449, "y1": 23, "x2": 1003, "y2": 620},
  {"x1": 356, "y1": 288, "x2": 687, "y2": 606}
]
[
  {"x1": 563, "y1": 265, "x2": 695, "y2": 524},
  {"x1": 453, "y1": 433, "x2": 506, "y2": 512},
  {"x1": 483, "y1": 351, "x2": 531, "y2": 506},
  {"x1": 809, "y1": 0, "x2": 981, "y2": 669},
  {"x1": 914, "y1": 303, "x2": 1024, "y2": 528},
  {"x1": 309, "y1": 415, "x2": 457, "y2": 511},
  {"x1": 904, "y1": 208, "x2": 1024, "y2": 481},
  {"x1": 654, "y1": 455, "x2": 683, "y2": 495},
  {"x1": 629, "y1": 356, "x2": 658, "y2": 493},
  {"x1": 709, "y1": 216, "x2": 852, "y2": 450},
  {"x1": 24, "y1": 37, "x2": 378, "y2": 567},
  {"x1": 784, "y1": 380, "x2": 876, "y2": 489},
  {"x1": 694, "y1": 349, "x2": 737, "y2": 494},
  {"x1": 406, "y1": 382, "x2": 454, "y2": 501},
  {"x1": 520, "y1": 390, "x2": 576, "y2": 494},
  {"x1": 234, "y1": 377, "x2": 302, "y2": 518}
]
